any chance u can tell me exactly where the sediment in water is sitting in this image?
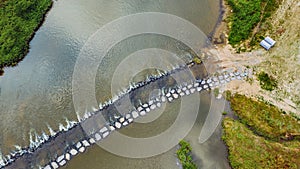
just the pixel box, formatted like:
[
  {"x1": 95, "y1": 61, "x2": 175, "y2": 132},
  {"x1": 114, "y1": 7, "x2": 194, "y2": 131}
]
[
  {"x1": 2, "y1": 60, "x2": 251, "y2": 169},
  {"x1": 3, "y1": 63, "x2": 206, "y2": 169}
]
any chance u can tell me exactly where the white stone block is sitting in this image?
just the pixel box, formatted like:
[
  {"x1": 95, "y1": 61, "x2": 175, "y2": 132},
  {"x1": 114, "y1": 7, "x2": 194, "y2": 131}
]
[
  {"x1": 125, "y1": 114, "x2": 131, "y2": 119},
  {"x1": 115, "y1": 122, "x2": 122, "y2": 129},
  {"x1": 102, "y1": 132, "x2": 109, "y2": 138},
  {"x1": 100, "y1": 127, "x2": 108, "y2": 133},
  {"x1": 149, "y1": 103, "x2": 156, "y2": 109},
  {"x1": 44, "y1": 165, "x2": 51, "y2": 169},
  {"x1": 82, "y1": 140, "x2": 90, "y2": 147},
  {"x1": 76, "y1": 142, "x2": 82, "y2": 149},
  {"x1": 51, "y1": 162, "x2": 59, "y2": 169},
  {"x1": 59, "y1": 160, "x2": 66, "y2": 166},
  {"x1": 70, "y1": 149, "x2": 78, "y2": 156},
  {"x1": 137, "y1": 106, "x2": 143, "y2": 112},
  {"x1": 173, "y1": 93, "x2": 179, "y2": 99},
  {"x1": 122, "y1": 121, "x2": 129, "y2": 126},
  {"x1": 89, "y1": 138, "x2": 96, "y2": 144},
  {"x1": 128, "y1": 118, "x2": 133, "y2": 123},
  {"x1": 65, "y1": 153, "x2": 71, "y2": 161},
  {"x1": 140, "y1": 111, "x2": 146, "y2": 116},
  {"x1": 132, "y1": 111, "x2": 139, "y2": 119},
  {"x1": 56, "y1": 155, "x2": 64, "y2": 162},
  {"x1": 146, "y1": 108, "x2": 151, "y2": 112},
  {"x1": 95, "y1": 133, "x2": 101, "y2": 141},
  {"x1": 78, "y1": 147, "x2": 85, "y2": 153},
  {"x1": 119, "y1": 117, "x2": 125, "y2": 123}
]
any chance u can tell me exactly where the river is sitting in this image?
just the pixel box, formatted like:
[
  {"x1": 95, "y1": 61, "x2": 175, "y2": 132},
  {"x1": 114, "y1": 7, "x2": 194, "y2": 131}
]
[{"x1": 0, "y1": 0, "x2": 229, "y2": 168}]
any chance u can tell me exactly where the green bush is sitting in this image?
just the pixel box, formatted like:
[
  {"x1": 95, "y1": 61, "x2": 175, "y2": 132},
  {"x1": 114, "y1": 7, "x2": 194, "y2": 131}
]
[
  {"x1": 213, "y1": 88, "x2": 220, "y2": 97},
  {"x1": 0, "y1": 0, "x2": 53, "y2": 68},
  {"x1": 222, "y1": 111, "x2": 228, "y2": 115},
  {"x1": 177, "y1": 140, "x2": 197, "y2": 169},
  {"x1": 257, "y1": 72, "x2": 277, "y2": 91}
]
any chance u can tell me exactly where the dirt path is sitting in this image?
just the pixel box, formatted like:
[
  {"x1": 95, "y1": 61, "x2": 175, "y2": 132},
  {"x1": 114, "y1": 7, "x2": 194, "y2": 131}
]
[{"x1": 207, "y1": 0, "x2": 300, "y2": 115}]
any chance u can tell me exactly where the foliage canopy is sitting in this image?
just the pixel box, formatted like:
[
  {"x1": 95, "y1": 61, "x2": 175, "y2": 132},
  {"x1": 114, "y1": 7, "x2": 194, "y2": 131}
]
[{"x1": 0, "y1": 0, "x2": 52, "y2": 68}]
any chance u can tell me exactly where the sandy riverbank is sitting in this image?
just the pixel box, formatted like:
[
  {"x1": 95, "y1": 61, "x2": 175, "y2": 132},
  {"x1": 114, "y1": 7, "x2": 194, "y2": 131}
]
[{"x1": 208, "y1": 0, "x2": 300, "y2": 116}]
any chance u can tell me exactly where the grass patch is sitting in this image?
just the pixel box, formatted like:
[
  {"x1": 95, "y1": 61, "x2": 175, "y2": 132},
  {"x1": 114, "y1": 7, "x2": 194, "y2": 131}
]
[
  {"x1": 222, "y1": 117, "x2": 300, "y2": 169},
  {"x1": 213, "y1": 88, "x2": 220, "y2": 97},
  {"x1": 226, "y1": 0, "x2": 282, "y2": 47},
  {"x1": 251, "y1": 0, "x2": 282, "y2": 45},
  {"x1": 227, "y1": 0, "x2": 261, "y2": 46},
  {"x1": 0, "y1": 0, "x2": 53, "y2": 69},
  {"x1": 230, "y1": 94, "x2": 300, "y2": 141},
  {"x1": 224, "y1": 90, "x2": 232, "y2": 100},
  {"x1": 176, "y1": 140, "x2": 197, "y2": 169},
  {"x1": 258, "y1": 71, "x2": 278, "y2": 91}
]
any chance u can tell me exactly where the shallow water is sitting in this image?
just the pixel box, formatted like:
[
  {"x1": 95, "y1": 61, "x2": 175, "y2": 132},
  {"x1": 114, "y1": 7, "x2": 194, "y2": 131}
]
[
  {"x1": 0, "y1": 0, "x2": 227, "y2": 168},
  {"x1": 63, "y1": 92, "x2": 230, "y2": 169}
]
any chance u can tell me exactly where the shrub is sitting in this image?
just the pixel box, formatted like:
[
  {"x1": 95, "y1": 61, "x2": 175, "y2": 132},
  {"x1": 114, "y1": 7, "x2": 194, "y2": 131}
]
[
  {"x1": 257, "y1": 72, "x2": 277, "y2": 91},
  {"x1": 177, "y1": 140, "x2": 197, "y2": 169}
]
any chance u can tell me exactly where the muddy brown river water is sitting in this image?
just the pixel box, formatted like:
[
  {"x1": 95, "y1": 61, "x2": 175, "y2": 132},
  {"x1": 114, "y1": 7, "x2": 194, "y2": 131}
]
[{"x1": 0, "y1": 0, "x2": 230, "y2": 168}]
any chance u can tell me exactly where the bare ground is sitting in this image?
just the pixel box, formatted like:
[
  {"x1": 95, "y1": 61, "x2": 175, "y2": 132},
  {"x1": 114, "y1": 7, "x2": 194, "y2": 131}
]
[{"x1": 209, "y1": 0, "x2": 300, "y2": 115}]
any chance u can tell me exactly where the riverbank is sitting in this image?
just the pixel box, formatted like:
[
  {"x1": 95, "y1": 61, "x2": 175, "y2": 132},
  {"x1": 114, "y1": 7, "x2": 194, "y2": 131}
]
[
  {"x1": 0, "y1": 0, "x2": 53, "y2": 73},
  {"x1": 208, "y1": 0, "x2": 300, "y2": 168},
  {"x1": 210, "y1": 0, "x2": 300, "y2": 115},
  {"x1": 213, "y1": 0, "x2": 283, "y2": 50},
  {"x1": 222, "y1": 94, "x2": 300, "y2": 168}
]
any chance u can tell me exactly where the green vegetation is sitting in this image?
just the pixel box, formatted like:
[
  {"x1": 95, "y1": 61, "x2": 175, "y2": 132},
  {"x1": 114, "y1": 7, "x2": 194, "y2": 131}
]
[
  {"x1": 230, "y1": 94, "x2": 300, "y2": 140},
  {"x1": 176, "y1": 140, "x2": 197, "y2": 169},
  {"x1": 257, "y1": 71, "x2": 278, "y2": 91},
  {"x1": 226, "y1": 0, "x2": 282, "y2": 46},
  {"x1": 0, "y1": 0, "x2": 53, "y2": 69},
  {"x1": 213, "y1": 88, "x2": 220, "y2": 97},
  {"x1": 192, "y1": 57, "x2": 202, "y2": 64},
  {"x1": 223, "y1": 118, "x2": 300, "y2": 169},
  {"x1": 223, "y1": 94, "x2": 300, "y2": 168},
  {"x1": 251, "y1": 0, "x2": 283, "y2": 46},
  {"x1": 227, "y1": 0, "x2": 261, "y2": 45},
  {"x1": 245, "y1": 77, "x2": 254, "y2": 85},
  {"x1": 224, "y1": 90, "x2": 232, "y2": 100},
  {"x1": 222, "y1": 111, "x2": 228, "y2": 115}
]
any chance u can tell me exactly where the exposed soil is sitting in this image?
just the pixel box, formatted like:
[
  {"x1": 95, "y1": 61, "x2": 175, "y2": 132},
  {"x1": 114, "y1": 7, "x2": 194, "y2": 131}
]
[{"x1": 209, "y1": 0, "x2": 300, "y2": 115}]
